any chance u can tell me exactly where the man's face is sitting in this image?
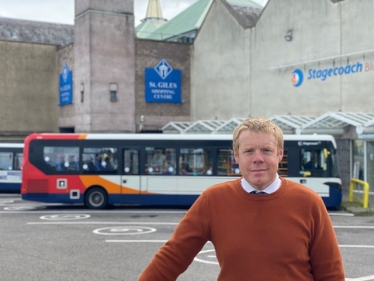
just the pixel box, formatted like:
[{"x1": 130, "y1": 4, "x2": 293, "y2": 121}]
[{"x1": 234, "y1": 130, "x2": 283, "y2": 190}]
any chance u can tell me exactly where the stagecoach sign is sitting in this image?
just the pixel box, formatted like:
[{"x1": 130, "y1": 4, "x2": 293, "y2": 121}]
[
  {"x1": 291, "y1": 60, "x2": 374, "y2": 87},
  {"x1": 145, "y1": 59, "x2": 182, "y2": 103}
]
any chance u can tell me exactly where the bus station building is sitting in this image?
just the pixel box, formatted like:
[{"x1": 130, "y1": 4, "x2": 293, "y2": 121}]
[{"x1": 0, "y1": 0, "x2": 374, "y2": 192}]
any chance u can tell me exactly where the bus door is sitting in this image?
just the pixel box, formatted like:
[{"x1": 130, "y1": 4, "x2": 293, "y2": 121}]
[
  {"x1": 299, "y1": 147, "x2": 330, "y2": 197},
  {"x1": 121, "y1": 148, "x2": 141, "y2": 204}
]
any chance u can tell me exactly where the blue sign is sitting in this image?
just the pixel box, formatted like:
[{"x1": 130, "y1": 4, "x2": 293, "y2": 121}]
[
  {"x1": 145, "y1": 59, "x2": 182, "y2": 103},
  {"x1": 59, "y1": 63, "x2": 73, "y2": 105}
]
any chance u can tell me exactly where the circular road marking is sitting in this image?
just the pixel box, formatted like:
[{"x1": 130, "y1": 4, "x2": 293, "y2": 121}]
[
  {"x1": 40, "y1": 214, "x2": 91, "y2": 220},
  {"x1": 93, "y1": 226, "x2": 157, "y2": 235},
  {"x1": 194, "y1": 249, "x2": 218, "y2": 265}
]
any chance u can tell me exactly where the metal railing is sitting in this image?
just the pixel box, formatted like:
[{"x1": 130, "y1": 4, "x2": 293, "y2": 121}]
[{"x1": 349, "y1": 178, "x2": 370, "y2": 208}]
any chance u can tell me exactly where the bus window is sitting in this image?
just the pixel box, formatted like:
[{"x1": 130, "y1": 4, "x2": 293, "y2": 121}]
[
  {"x1": 145, "y1": 147, "x2": 176, "y2": 175},
  {"x1": 0, "y1": 152, "x2": 13, "y2": 170},
  {"x1": 15, "y1": 153, "x2": 23, "y2": 170},
  {"x1": 301, "y1": 149, "x2": 327, "y2": 177},
  {"x1": 179, "y1": 148, "x2": 213, "y2": 175},
  {"x1": 218, "y1": 149, "x2": 238, "y2": 176},
  {"x1": 82, "y1": 147, "x2": 118, "y2": 173},
  {"x1": 123, "y1": 149, "x2": 139, "y2": 175},
  {"x1": 44, "y1": 147, "x2": 79, "y2": 172},
  {"x1": 0, "y1": 143, "x2": 23, "y2": 193}
]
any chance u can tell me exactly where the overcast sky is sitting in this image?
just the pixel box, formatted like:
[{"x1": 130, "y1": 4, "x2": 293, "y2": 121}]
[{"x1": 0, "y1": 0, "x2": 268, "y2": 26}]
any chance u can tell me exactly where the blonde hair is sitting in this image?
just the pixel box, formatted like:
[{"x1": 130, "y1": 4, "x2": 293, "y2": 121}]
[{"x1": 233, "y1": 117, "x2": 284, "y2": 152}]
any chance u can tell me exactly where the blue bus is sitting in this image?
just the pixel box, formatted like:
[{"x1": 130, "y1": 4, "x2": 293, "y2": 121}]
[{"x1": 0, "y1": 143, "x2": 23, "y2": 193}]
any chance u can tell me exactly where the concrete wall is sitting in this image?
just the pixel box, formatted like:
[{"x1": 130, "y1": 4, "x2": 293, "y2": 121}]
[
  {"x1": 191, "y1": 0, "x2": 251, "y2": 121},
  {"x1": 135, "y1": 39, "x2": 191, "y2": 131},
  {"x1": 251, "y1": 0, "x2": 374, "y2": 118},
  {"x1": 340, "y1": 0, "x2": 374, "y2": 112},
  {"x1": 73, "y1": 0, "x2": 136, "y2": 133},
  {"x1": 0, "y1": 41, "x2": 58, "y2": 141}
]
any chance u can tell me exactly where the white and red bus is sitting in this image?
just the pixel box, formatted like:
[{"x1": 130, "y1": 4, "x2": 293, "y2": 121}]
[{"x1": 21, "y1": 133, "x2": 342, "y2": 209}]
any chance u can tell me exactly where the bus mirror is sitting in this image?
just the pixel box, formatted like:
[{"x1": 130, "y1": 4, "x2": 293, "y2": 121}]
[{"x1": 323, "y1": 148, "x2": 330, "y2": 158}]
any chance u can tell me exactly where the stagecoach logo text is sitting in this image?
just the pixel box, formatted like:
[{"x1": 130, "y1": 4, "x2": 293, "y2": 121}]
[
  {"x1": 298, "y1": 141, "x2": 321, "y2": 146},
  {"x1": 291, "y1": 60, "x2": 374, "y2": 87}
]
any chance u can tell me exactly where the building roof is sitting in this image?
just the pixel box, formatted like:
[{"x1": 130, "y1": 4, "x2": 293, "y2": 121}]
[
  {"x1": 228, "y1": 0, "x2": 262, "y2": 8},
  {"x1": 136, "y1": 0, "x2": 168, "y2": 38},
  {"x1": 160, "y1": 113, "x2": 374, "y2": 137},
  {"x1": 301, "y1": 112, "x2": 374, "y2": 135},
  {"x1": 136, "y1": 0, "x2": 263, "y2": 41},
  {"x1": 143, "y1": 0, "x2": 214, "y2": 41},
  {"x1": 225, "y1": 2, "x2": 262, "y2": 28},
  {"x1": 0, "y1": 17, "x2": 74, "y2": 47},
  {"x1": 136, "y1": 18, "x2": 168, "y2": 39}
]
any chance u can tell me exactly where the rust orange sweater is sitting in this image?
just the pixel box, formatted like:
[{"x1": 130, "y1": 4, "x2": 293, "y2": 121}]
[{"x1": 138, "y1": 177, "x2": 345, "y2": 280}]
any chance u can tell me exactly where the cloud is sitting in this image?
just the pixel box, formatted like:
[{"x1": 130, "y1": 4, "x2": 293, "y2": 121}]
[
  {"x1": 0, "y1": 0, "x2": 269, "y2": 26},
  {"x1": 0, "y1": 0, "x2": 74, "y2": 24}
]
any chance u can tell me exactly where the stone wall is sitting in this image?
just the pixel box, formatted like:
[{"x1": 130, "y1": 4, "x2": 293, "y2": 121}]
[
  {"x1": 135, "y1": 39, "x2": 191, "y2": 132},
  {"x1": 0, "y1": 41, "x2": 58, "y2": 141}
]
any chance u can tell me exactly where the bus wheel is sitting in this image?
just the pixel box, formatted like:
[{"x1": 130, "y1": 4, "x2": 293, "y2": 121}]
[{"x1": 85, "y1": 187, "x2": 108, "y2": 209}]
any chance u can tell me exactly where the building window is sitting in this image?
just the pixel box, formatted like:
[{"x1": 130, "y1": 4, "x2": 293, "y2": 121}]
[
  {"x1": 110, "y1": 91, "x2": 117, "y2": 102},
  {"x1": 109, "y1": 83, "x2": 118, "y2": 102}
]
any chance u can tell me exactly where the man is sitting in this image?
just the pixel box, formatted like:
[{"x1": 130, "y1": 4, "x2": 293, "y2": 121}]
[
  {"x1": 138, "y1": 117, "x2": 345, "y2": 280},
  {"x1": 304, "y1": 154, "x2": 322, "y2": 170}
]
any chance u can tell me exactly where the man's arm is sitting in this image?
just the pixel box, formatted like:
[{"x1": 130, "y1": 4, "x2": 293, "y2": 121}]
[
  {"x1": 138, "y1": 193, "x2": 210, "y2": 281},
  {"x1": 309, "y1": 199, "x2": 345, "y2": 280}
]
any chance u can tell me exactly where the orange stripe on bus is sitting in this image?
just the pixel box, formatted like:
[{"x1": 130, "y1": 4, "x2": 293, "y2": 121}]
[{"x1": 79, "y1": 176, "x2": 142, "y2": 194}]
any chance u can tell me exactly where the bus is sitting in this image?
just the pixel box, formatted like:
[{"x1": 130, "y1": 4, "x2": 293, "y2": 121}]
[
  {"x1": 0, "y1": 143, "x2": 23, "y2": 193},
  {"x1": 21, "y1": 133, "x2": 342, "y2": 209}
]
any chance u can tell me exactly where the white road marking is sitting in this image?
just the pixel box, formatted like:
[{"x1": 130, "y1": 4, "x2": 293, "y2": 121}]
[
  {"x1": 27, "y1": 221, "x2": 178, "y2": 225},
  {"x1": 334, "y1": 226, "x2": 374, "y2": 229},
  {"x1": 91, "y1": 236, "x2": 374, "y2": 249},
  {"x1": 93, "y1": 226, "x2": 156, "y2": 235},
  {"x1": 194, "y1": 249, "x2": 218, "y2": 265},
  {"x1": 4, "y1": 206, "x2": 45, "y2": 211},
  {"x1": 0, "y1": 200, "x2": 14, "y2": 204},
  {"x1": 339, "y1": 245, "x2": 374, "y2": 248},
  {"x1": 1, "y1": 210, "x2": 187, "y2": 214},
  {"x1": 106, "y1": 240, "x2": 167, "y2": 242},
  {"x1": 329, "y1": 212, "x2": 354, "y2": 216},
  {"x1": 346, "y1": 276, "x2": 374, "y2": 281},
  {"x1": 40, "y1": 214, "x2": 90, "y2": 220}
]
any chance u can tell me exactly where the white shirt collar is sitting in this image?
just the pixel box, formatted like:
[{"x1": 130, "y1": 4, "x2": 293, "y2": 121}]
[{"x1": 241, "y1": 174, "x2": 281, "y2": 194}]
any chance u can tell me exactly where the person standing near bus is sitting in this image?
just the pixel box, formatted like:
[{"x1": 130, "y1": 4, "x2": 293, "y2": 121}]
[
  {"x1": 138, "y1": 117, "x2": 344, "y2": 281},
  {"x1": 94, "y1": 154, "x2": 102, "y2": 171}
]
